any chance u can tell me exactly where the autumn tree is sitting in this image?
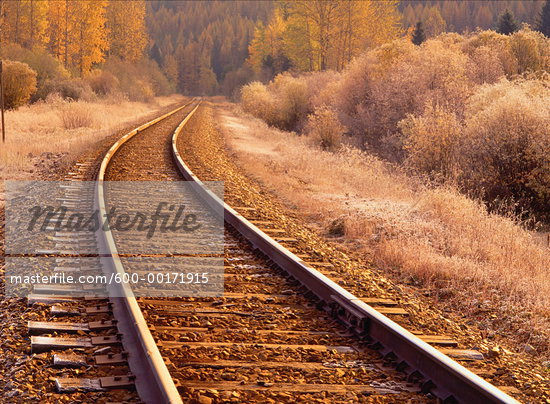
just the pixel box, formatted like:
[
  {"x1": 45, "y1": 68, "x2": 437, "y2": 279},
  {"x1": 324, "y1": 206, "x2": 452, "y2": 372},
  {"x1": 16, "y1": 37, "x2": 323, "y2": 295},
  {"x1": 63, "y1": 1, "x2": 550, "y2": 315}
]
[
  {"x1": 46, "y1": 0, "x2": 108, "y2": 74},
  {"x1": 400, "y1": 1, "x2": 544, "y2": 34},
  {"x1": 1, "y1": 0, "x2": 49, "y2": 48},
  {"x1": 497, "y1": 9, "x2": 519, "y2": 35},
  {"x1": 147, "y1": 1, "x2": 270, "y2": 94},
  {"x1": 107, "y1": 0, "x2": 147, "y2": 62},
  {"x1": 412, "y1": 22, "x2": 426, "y2": 45},
  {"x1": 258, "y1": 0, "x2": 401, "y2": 72},
  {"x1": 71, "y1": 1, "x2": 109, "y2": 74},
  {"x1": 474, "y1": 5, "x2": 494, "y2": 30},
  {"x1": 248, "y1": 10, "x2": 290, "y2": 75}
]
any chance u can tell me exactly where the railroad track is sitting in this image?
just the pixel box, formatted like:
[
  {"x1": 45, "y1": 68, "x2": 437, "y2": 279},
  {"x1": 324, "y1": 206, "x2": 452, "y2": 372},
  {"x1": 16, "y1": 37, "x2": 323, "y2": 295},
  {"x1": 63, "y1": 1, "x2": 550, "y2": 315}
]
[{"x1": 24, "y1": 100, "x2": 521, "y2": 403}]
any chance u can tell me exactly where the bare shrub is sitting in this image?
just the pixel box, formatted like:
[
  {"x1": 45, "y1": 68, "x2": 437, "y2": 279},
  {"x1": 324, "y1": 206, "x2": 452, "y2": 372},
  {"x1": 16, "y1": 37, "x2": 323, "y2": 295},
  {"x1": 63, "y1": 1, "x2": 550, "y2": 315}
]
[
  {"x1": 240, "y1": 81, "x2": 277, "y2": 125},
  {"x1": 306, "y1": 107, "x2": 346, "y2": 151},
  {"x1": 331, "y1": 39, "x2": 415, "y2": 138},
  {"x1": 328, "y1": 38, "x2": 474, "y2": 157},
  {"x1": 241, "y1": 74, "x2": 310, "y2": 131},
  {"x1": 400, "y1": 105, "x2": 463, "y2": 178},
  {"x1": 2, "y1": 60, "x2": 37, "y2": 109},
  {"x1": 59, "y1": 103, "x2": 96, "y2": 129},
  {"x1": 381, "y1": 39, "x2": 473, "y2": 121},
  {"x1": 302, "y1": 70, "x2": 342, "y2": 110},
  {"x1": 462, "y1": 30, "x2": 519, "y2": 77},
  {"x1": 268, "y1": 73, "x2": 310, "y2": 130},
  {"x1": 36, "y1": 78, "x2": 95, "y2": 101},
  {"x1": 103, "y1": 57, "x2": 173, "y2": 100},
  {"x1": 467, "y1": 46, "x2": 506, "y2": 84},
  {"x1": 86, "y1": 70, "x2": 120, "y2": 96},
  {"x1": 460, "y1": 78, "x2": 550, "y2": 212},
  {"x1": 126, "y1": 80, "x2": 155, "y2": 103},
  {"x1": 509, "y1": 28, "x2": 550, "y2": 74}
]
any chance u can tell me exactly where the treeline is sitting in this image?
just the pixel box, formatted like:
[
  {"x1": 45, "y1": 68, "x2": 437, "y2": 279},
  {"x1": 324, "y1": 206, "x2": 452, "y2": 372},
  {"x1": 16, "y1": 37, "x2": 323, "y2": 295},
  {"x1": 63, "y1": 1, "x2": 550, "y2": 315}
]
[
  {"x1": 2, "y1": 1, "x2": 548, "y2": 104},
  {"x1": 1, "y1": 0, "x2": 147, "y2": 72},
  {"x1": 400, "y1": 0, "x2": 545, "y2": 33},
  {"x1": 147, "y1": 1, "x2": 273, "y2": 96},
  {"x1": 241, "y1": 28, "x2": 550, "y2": 220},
  {"x1": 0, "y1": 0, "x2": 171, "y2": 107},
  {"x1": 248, "y1": 0, "x2": 402, "y2": 76}
]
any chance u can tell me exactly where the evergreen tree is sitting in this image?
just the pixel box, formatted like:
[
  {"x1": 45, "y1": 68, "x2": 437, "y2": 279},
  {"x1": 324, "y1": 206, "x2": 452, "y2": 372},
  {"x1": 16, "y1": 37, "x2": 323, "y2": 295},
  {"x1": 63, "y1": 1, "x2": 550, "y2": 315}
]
[
  {"x1": 538, "y1": 0, "x2": 550, "y2": 37},
  {"x1": 497, "y1": 9, "x2": 519, "y2": 35},
  {"x1": 412, "y1": 21, "x2": 426, "y2": 45}
]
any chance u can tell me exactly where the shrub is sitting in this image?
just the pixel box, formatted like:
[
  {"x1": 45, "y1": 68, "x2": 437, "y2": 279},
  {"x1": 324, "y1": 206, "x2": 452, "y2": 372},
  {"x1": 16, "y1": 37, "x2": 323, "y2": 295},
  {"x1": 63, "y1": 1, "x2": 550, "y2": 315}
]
[
  {"x1": 467, "y1": 46, "x2": 506, "y2": 84},
  {"x1": 222, "y1": 65, "x2": 256, "y2": 99},
  {"x1": 86, "y1": 70, "x2": 119, "y2": 96},
  {"x1": 240, "y1": 81, "x2": 278, "y2": 125},
  {"x1": 268, "y1": 73, "x2": 310, "y2": 130},
  {"x1": 329, "y1": 52, "x2": 378, "y2": 136},
  {"x1": 462, "y1": 30, "x2": 518, "y2": 77},
  {"x1": 306, "y1": 107, "x2": 346, "y2": 151},
  {"x1": 332, "y1": 39, "x2": 473, "y2": 156},
  {"x1": 303, "y1": 70, "x2": 342, "y2": 110},
  {"x1": 2, "y1": 60, "x2": 38, "y2": 109},
  {"x1": 142, "y1": 58, "x2": 174, "y2": 96},
  {"x1": 240, "y1": 74, "x2": 310, "y2": 131},
  {"x1": 59, "y1": 102, "x2": 96, "y2": 129},
  {"x1": 35, "y1": 78, "x2": 95, "y2": 101},
  {"x1": 1, "y1": 44, "x2": 70, "y2": 101},
  {"x1": 129, "y1": 80, "x2": 155, "y2": 102},
  {"x1": 22, "y1": 49, "x2": 69, "y2": 99},
  {"x1": 400, "y1": 104, "x2": 463, "y2": 178},
  {"x1": 103, "y1": 57, "x2": 173, "y2": 101},
  {"x1": 460, "y1": 78, "x2": 550, "y2": 213},
  {"x1": 509, "y1": 28, "x2": 549, "y2": 74}
]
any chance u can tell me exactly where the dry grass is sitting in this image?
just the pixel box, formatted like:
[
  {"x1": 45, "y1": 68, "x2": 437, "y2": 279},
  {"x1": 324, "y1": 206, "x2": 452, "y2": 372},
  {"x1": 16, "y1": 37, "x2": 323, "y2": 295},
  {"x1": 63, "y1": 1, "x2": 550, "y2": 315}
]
[
  {"x1": 0, "y1": 94, "x2": 184, "y2": 215},
  {"x1": 59, "y1": 102, "x2": 96, "y2": 129},
  {"x1": 218, "y1": 104, "x2": 550, "y2": 352},
  {"x1": 0, "y1": 94, "x2": 183, "y2": 176}
]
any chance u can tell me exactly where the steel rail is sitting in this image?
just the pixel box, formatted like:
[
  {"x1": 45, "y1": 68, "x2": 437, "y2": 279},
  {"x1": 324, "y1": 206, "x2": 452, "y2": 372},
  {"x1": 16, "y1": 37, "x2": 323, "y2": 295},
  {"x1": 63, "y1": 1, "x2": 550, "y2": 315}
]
[
  {"x1": 95, "y1": 101, "x2": 196, "y2": 404},
  {"x1": 171, "y1": 103, "x2": 520, "y2": 404}
]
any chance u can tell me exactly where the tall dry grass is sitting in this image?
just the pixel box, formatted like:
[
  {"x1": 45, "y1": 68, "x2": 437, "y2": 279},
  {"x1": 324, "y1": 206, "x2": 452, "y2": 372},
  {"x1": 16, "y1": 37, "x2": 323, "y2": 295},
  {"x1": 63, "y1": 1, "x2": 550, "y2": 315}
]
[
  {"x1": 0, "y1": 95, "x2": 183, "y2": 178},
  {"x1": 218, "y1": 105, "x2": 550, "y2": 351}
]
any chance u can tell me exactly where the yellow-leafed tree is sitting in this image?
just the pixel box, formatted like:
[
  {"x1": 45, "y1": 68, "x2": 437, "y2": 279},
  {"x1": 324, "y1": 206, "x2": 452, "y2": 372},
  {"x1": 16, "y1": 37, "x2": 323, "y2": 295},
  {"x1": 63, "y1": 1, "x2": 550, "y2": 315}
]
[
  {"x1": 248, "y1": 9, "x2": 288, "y2": 73},
  {"x1": 1, "y1": 0, "x2": 49, "y2": 48},
  {"x1": 73, "y1": 1, "x2": 109, "y2": 74},
  {"x1": 250, "y1": 0, "x2": 403, "y2": 72},
  {"x1": 47, "y1": 0, "x2": 109, "y2": 74},
  {"x1": 107, "y1": 0, "x2": 147, "y2": 62},
  {"x1": 46, "y1": 0, "x2": 67, "y2": 61}
]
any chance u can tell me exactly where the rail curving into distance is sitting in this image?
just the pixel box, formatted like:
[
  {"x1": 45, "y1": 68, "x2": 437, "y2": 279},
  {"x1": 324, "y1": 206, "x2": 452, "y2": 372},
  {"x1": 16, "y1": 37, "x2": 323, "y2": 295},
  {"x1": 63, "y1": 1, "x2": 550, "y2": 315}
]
[{"x1": 95, "y1": 101, "x2": 195, "y2": 404}]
